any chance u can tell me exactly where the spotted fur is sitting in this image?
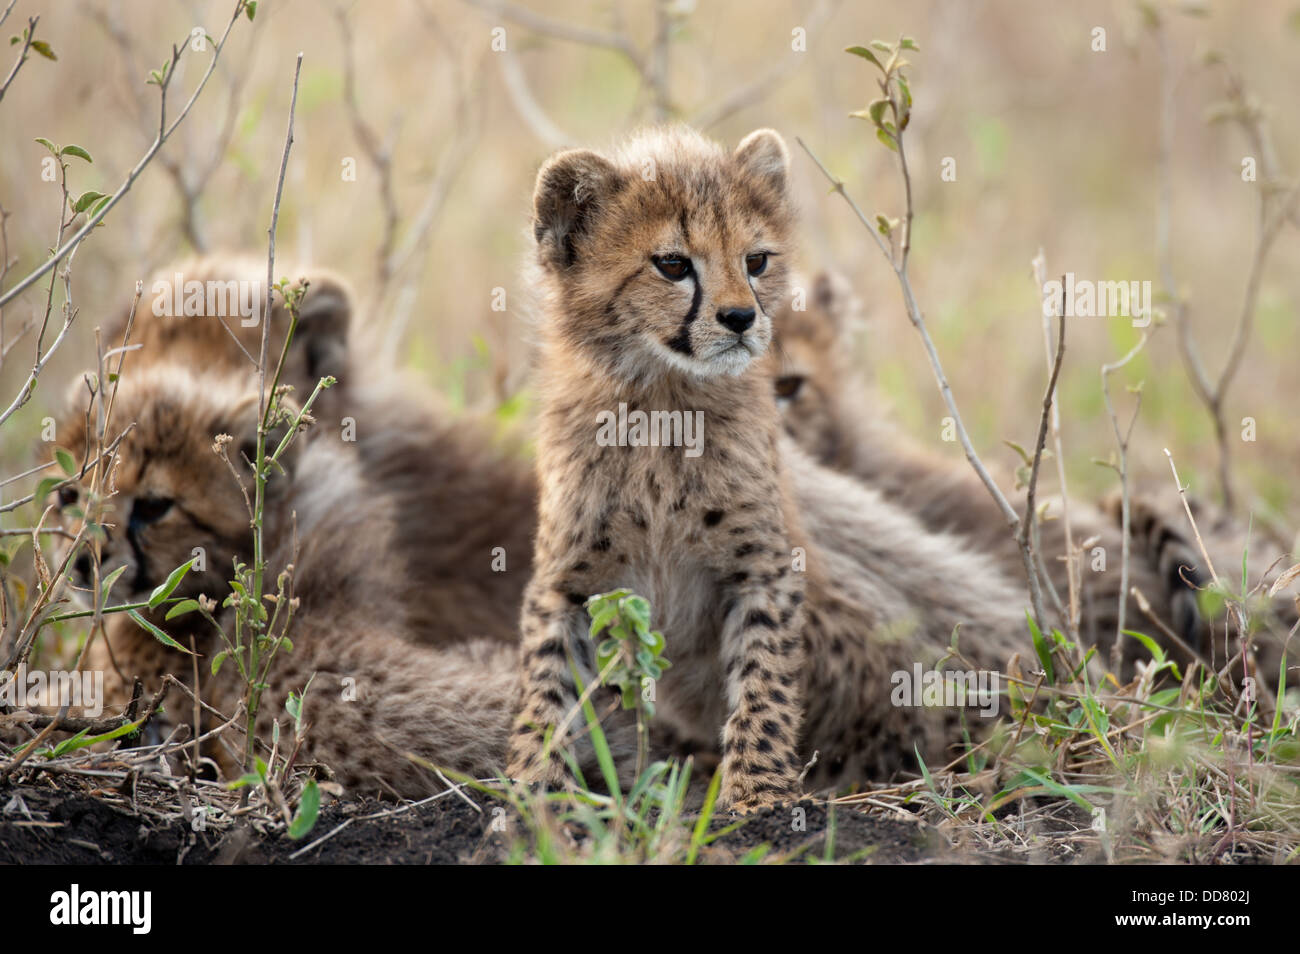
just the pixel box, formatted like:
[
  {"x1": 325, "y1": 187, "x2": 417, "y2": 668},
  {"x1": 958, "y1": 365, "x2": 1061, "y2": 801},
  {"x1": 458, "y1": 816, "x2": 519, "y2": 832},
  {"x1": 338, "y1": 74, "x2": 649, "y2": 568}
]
[
  {"x1": 508, "y1": 128, "x2": 1035, "y2": 811},
  {"x1": 767, "y1": 271, "x2": 1300, "y2": 680},
  {"x1": 46, "y1": 259, "x2": 540, "y2": 795}
]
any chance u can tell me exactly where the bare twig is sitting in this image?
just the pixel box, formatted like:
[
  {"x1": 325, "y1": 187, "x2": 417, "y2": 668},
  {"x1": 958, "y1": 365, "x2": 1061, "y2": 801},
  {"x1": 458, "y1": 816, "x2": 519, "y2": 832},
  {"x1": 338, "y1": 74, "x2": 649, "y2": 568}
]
[
  {"x1": 461, "y1": 0, "x2": 645, "y2": 72},
  {"x1": 796, "y1": 134, "x2": 1039, "y2": 615},
  {"x1": 1152, "y1": 22, "x2": 1298, "y2": 514},
  {"x1": 1018, "y1": 297, "x2": 1067, "y2": 634},
  {"x1": 692, "y1": 0, "x2": 836, "y2": 129},
  {"x1": 87, "y1": 7, "x2": 256, "y2": 254},
  {"x1": 0, "y1": 1, "x2": 250, "y2": 311},
  {"x1": 1032, "y1": 251, "x2": 1080, "y2": 633},
  {"x1": 1101, "y1": 331, "x2": 1151, "y2": 672},
  {"x1": 0, "y1": 13, "x2": 38, "y2": 105}
]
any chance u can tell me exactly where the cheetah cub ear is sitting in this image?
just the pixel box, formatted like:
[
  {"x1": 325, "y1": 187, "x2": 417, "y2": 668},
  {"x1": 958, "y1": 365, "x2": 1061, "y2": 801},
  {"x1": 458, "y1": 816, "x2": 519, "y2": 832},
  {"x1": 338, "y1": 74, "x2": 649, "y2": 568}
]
[
  {"x1": 733, "y1": 128, "x2": 791, "y2": 195},
  {"x1": 811, "y1": 270, "x2": 863, "y2": 340},
  {"x1": 532, "y1": 149, "x2": 622, "y2": 271},
  {"x1": 292, "y1": 274, "x2": 352, "y2": 386}
]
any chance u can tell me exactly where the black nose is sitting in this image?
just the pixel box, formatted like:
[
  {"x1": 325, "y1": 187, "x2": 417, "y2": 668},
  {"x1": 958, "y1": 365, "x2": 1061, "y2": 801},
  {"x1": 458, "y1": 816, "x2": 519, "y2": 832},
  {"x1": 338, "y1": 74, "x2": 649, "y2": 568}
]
[{"x1": 717, "y1": 308, "x2": 755, "y2": 334}]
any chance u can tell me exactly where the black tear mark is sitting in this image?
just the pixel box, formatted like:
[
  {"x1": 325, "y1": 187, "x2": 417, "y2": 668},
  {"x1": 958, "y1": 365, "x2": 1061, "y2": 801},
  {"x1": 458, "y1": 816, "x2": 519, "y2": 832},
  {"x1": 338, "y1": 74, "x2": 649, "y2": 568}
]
[{"x1": 665, "y1": 276, "x2": 703, "y2": 355}]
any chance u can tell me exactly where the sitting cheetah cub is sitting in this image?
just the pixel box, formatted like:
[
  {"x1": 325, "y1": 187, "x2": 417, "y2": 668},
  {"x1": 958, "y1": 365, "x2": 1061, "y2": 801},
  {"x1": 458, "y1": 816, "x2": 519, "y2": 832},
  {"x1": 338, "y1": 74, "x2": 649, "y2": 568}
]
[{"x1": 508, "y1": 127, "x2": 1031, "y2": 811}]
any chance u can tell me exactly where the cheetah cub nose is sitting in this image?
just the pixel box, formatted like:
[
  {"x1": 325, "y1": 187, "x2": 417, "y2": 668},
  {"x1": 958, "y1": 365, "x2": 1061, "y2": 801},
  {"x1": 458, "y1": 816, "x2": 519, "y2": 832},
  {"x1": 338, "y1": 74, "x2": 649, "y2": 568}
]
[{"x1": 717, "y1": 307, "x2": 756, "y2": 334}]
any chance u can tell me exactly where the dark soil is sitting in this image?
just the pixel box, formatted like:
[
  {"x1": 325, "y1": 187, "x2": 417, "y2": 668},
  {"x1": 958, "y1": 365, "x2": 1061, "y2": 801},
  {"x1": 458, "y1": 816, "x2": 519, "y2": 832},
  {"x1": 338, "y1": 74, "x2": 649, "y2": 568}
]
[{"x1": 0, "y1": 778, "x2": 987, "y2": 865}]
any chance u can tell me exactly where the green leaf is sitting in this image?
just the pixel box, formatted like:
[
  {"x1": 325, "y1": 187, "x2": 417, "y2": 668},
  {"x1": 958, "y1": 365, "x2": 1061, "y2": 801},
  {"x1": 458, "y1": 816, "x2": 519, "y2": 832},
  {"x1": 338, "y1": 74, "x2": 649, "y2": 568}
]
[
  {"x1": 226, "y1": 773, "x2": 263, "y2": 790},
  {"x1": 60, "y1": 144, "x2": 92, "y2": 163},
  {"x1": 288, "y1": 779, "x2": 319, "y2": 839},
  {"x1": 29, "y1": 39, "x2": 56, "y2": 60},
  {"x1": 245, "y1": 0, "x2": 258, "y2": 20},
  {"x1": 1026, "y1": 611, "x2": 1054, "y2": 683},
  {"x1": 897, "y1": 75, "x2": 912, "y2": 110},
  {"x1": 1002, "y1": 439, "x2": 1032, "y2": 467},
  {"x1": 33, "y1": 137, "x2": 57, "y2": 155},
  {"x1": 127, "y1": 609, "x2": 194, "y2": 654},
  {"x1": 148, "y1": 559, "x2": 194, "y2": 608},
  {"x1": 899, "y1": 36, "x2": 920, "y2": 51},
  {"x1": 89, "y1": 192, "x2": 113, "y2": 218},
  {"x1": 588, "y1": 604, "x2": 617, "y2": 638},
  {"x1": 99, "y1": 564, "x2": 127, "y2": 602},
  {"x1": 210, "y1": 649, "x2": 228, "y2": 676},
  {"x1": 285, "y1": 691, "x2": 302, "y2": 725},
  {"x1": 71, "y1": 191, "x2": 106, "y2": 214},
  {"x1": 844, "y1": 45, "x2": 882, "y2": 69},
  {"x1": 687, "y1": 768, "x2": 724, "y2": 865},
  {"x1": 867, "y1": 98, "x2": 889, "y2": 127},
  {"x1": 35, "y1": 476, "x2": 61, "y2": 506},
  {"x1": 165, "y1": 598, "x2": 200, "y2": 620},
  {"x1": 47, "y1": 716, "x2": 144, "y2": 757},
  {"x1": 1122, "y1": 629, "x2": 1164, "y2": 665},
  {"x1": 876, "y1": 127, "x2": 898, "y2": 152},
  {"x1": 54, "y1": 447, "x2": 76, "y2": 475},
  {"x1": 623, "y1": 595, "x2": 651, "y2": 631},
  {"x1": 46, "y1": 728, "x2": 91, "y2": 758}
]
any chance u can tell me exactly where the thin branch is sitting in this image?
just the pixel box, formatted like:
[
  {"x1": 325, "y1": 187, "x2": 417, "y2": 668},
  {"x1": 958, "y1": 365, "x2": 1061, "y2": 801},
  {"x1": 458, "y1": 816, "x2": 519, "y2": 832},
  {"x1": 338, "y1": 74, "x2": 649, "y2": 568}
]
[
  {"x1": 1018, "y1": 300, "x2": 1067, "y2": 634},
  {"x1": 495, "y1": 44, "x2": 574, "y2": 149},
  {"x1": 334, "y1": 4, "x2": 399, "y2": 297},
  {"x1": 461, "y1": 0, "x2": 645, "y2": 73},
  {"x1": 692, "y1": 0, "x2": 836, "y2": 129},
  {"x1": 1101, "y1": 330, "x2": 1151, "y2": 672},
  {"x1": 0, "y1": 13, "x2": 37, "y2": 105},
  {"x1": 1152, "y1": 21, "x2": 1299, "y2": 514},
  {"x1": 0, "y1": 1, "x2": 250, "y2": 311},
  {"x1": 1033, "y1": 250, "x2": 1080, "y2": 633},
  {"x1": 796, "y1": 136, "x2": 1022, "y2": 533}
]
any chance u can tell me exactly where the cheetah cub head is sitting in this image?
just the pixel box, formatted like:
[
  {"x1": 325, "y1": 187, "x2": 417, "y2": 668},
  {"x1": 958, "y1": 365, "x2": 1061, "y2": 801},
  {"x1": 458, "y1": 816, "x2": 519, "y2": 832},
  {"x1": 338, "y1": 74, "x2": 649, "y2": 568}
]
[
  {"x1": 49, "y1": 366, "x2": 300, "y2": 607},
  {"x1": 531, "y1": 126, "x2": 795, "y2": 381}
]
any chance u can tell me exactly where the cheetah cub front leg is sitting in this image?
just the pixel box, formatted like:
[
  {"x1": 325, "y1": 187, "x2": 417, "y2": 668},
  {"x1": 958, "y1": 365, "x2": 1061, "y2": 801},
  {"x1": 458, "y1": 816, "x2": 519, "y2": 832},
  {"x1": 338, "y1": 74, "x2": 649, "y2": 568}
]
[
  {"x1": 717, "y1": 569, "x2": 807, "y2": 812},
  {"x1": 507, "y1": 579, "x2": 590, "y2": 787}
]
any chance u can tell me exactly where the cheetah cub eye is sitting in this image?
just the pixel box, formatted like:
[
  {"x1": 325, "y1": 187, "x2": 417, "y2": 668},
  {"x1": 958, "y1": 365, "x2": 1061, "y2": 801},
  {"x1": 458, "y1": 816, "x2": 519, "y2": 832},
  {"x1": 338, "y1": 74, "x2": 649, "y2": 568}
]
[
  {"x1": 652, "y1": 254, "x2": 692, "y2": 281},
  {"x1": 745, "y1": 252, "x2": 770, "y2": 276},
  {"x1": 774, "y1": 374, "x2": 805, "y2": 400},
  {"x1": 130, "y1": 495, "x2": 174, "y2": 527}
]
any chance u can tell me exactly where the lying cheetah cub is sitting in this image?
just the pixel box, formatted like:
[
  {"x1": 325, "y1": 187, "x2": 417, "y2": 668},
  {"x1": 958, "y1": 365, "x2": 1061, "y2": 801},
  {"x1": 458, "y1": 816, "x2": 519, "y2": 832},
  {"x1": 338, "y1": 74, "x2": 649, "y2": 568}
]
[
  {"x1": 769, "y1": 272, "x2": 1299, "y2": 687},
  {"x1": 768, "y1": 272, "x2": 1206, "y2": 662},
  {"x1": 52, "y1": 361, "x2": 519, "y2": 796},
  {"x1": 508, "y1": 127, "x2": 1031, "y2": 811}
]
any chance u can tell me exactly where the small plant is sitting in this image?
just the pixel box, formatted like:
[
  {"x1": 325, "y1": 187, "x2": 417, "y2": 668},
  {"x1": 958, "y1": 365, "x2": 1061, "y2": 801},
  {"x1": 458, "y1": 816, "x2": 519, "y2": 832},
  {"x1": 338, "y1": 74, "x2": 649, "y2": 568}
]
[
  {"x1": 227, "y1": 679, "x2": 320, "y2": 839},
  {"x1": 585, "y1": 588, "x2": 671, "y2": 779}
]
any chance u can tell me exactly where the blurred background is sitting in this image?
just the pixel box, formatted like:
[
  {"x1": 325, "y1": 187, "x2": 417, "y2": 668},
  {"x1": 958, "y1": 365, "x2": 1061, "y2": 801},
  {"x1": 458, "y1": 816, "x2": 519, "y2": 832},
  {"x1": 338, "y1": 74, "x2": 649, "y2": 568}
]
[{"x1": 1, "y1": 0, "x2": 1297, "y2": 534}]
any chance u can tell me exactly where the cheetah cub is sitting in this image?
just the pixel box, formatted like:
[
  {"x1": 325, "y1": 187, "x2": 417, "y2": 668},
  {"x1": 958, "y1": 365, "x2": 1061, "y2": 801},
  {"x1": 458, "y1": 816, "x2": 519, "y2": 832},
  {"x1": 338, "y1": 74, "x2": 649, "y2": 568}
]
[
  {"x1": 507, "y1": 127, "x2": 806, "y2": 811},
  {"x1": 508, "y1": 127, "x2": 1031, "y2": 811}
]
